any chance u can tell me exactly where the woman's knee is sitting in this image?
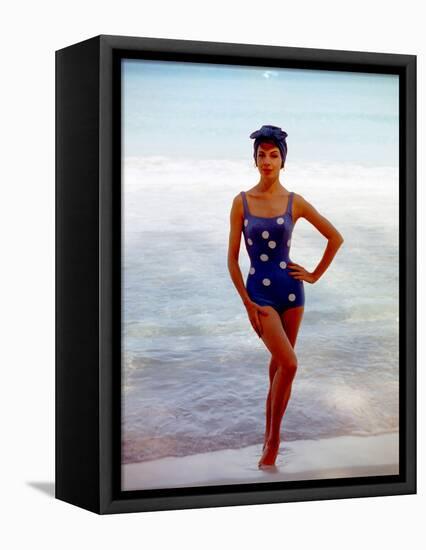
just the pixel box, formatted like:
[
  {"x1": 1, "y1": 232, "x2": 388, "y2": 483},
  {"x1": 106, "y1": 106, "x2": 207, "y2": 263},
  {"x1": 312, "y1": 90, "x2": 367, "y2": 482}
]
[{"x1": 275, "y1": 353, "x2": 298, "y2": 378}]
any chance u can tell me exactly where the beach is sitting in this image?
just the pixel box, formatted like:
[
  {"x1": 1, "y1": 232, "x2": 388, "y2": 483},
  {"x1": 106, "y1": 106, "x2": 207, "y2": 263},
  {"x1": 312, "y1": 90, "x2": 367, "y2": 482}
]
[
  {"x1": 121, "y1": 157, "x2": 399, "y2": 470},
  {"x1": 122, "y1": 432, "x2": 398, "y2": 491},
  {"x1": 121, "y1": 64, "x2": 400, "y2": 493}
]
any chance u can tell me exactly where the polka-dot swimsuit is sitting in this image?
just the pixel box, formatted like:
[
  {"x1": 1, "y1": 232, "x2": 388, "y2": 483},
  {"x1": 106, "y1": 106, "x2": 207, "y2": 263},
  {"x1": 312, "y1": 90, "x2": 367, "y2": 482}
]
[{"x1": 241, "y1": 190, "x2": 305, "y2": 315}]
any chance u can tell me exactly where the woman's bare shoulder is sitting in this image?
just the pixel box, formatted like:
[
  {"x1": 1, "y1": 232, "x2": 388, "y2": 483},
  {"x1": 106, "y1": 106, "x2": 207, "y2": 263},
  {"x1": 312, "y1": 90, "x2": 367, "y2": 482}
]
[
  {"x1": 232, "y1": 191, "x2": 244, "y2": 209},
  {"x1": 293, "y1": 192, "x2": 320, "y2": 220},
  {"x1": 292, "y1": 191, "x2": 304, "y2": 202},
  {"x1": 292, "y1": 192, "x2": 308, "y2": 221}
]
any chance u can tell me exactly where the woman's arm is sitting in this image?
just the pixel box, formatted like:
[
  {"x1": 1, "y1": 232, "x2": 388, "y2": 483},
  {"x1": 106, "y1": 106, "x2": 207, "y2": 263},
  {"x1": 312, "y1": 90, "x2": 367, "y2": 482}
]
[
  {"x1": 290, "y1": 194, "x2": 344, "y2": 283},
  {"x1": 227, "y1": 195, "x2": 252, "y2": 306},
  {"x1": 227, "y1": 195, "x2": 269, "y2": 337}
]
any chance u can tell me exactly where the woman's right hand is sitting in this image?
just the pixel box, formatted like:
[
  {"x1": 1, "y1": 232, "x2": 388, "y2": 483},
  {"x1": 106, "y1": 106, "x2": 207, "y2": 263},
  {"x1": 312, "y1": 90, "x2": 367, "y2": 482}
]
[{"x1": 244, "y1": 300, "x2": 269, "y2": 337}]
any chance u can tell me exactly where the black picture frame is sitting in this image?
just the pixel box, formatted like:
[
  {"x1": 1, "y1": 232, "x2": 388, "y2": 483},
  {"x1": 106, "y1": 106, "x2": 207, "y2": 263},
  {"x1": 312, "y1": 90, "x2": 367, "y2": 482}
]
[{"x1": 55, "y1": 34, "x2": 416, "y2": 515}]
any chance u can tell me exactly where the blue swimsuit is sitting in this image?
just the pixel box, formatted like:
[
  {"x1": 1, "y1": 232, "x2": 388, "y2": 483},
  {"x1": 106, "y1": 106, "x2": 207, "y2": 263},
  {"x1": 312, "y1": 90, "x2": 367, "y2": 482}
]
[{"x1": 241, "y1": 190, "x2": 305, "y2": 315}]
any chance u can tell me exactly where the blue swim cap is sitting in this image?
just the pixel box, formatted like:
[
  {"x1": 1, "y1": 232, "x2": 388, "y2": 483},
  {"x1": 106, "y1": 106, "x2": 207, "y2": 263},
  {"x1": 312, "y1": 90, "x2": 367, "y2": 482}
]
[{"x1": 250, "y1": 125, "x2": 288, "y2": 167}]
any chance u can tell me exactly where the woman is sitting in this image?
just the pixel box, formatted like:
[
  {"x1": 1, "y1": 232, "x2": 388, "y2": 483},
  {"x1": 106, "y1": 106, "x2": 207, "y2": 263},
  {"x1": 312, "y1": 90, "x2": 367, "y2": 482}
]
[{"x1": 227, "y1": 125, "x2": 344, "y2": 469}]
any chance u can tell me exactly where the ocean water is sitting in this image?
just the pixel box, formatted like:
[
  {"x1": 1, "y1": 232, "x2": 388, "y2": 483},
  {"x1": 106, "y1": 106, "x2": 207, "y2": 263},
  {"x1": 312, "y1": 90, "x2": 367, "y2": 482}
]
[
  {"x1": 122, "y1": 59, "x2": 398, "y2": 166},
  {"x1": 121, "y1": 157, "x2": 399, "y2": 464},
  {"x1": 121, "y1": 59, "x2": 399, "y2": 464}
]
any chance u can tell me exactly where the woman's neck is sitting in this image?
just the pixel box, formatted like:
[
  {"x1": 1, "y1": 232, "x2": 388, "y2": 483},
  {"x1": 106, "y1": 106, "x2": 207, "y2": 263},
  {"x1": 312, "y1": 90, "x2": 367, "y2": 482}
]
[{"x1": 256, "y1": 177, "x2": 284, "y2": 194}]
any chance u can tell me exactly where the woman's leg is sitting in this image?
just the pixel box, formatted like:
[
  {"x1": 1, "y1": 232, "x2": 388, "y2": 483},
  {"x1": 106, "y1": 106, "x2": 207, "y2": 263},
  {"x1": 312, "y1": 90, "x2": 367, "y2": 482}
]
[
  {"x1": 258, "y1": 306, "x2": 304, "y2": 467},
  {"x1": 263, "y1": 356, "x2": 279, "y2": 450},
  {"x1": 263, "y1": 306, "x2": 304, "y2": 450}
]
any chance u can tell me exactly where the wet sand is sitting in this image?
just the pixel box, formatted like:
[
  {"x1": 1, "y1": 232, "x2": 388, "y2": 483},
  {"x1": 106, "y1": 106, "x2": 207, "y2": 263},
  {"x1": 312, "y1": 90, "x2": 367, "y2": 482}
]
[{"x1": 122, "y1": 432, "x2": 399, "y2": 491}]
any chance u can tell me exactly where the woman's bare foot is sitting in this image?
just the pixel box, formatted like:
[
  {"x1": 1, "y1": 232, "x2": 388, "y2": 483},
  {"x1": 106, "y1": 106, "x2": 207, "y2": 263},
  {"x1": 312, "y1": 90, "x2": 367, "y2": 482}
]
[{"x1": 258, "y1": 439, "x2": 280, "y2": 468}]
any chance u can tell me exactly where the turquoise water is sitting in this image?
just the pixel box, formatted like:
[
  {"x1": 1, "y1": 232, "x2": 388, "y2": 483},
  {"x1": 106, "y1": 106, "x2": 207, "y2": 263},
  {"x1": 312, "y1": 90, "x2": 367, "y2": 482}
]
[
  {"x1": 122, "y1": 59, "x2": 398, "y2": 165},
  {"x1": 121, "y1": 60, "x2": 399, "y2": 464}
]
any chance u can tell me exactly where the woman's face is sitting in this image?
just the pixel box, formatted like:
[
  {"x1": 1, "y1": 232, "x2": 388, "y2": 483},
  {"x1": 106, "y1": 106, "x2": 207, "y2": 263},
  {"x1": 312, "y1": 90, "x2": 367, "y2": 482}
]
[{"x1": 256, "y1": 142, "x2": 283, "y2": 175}]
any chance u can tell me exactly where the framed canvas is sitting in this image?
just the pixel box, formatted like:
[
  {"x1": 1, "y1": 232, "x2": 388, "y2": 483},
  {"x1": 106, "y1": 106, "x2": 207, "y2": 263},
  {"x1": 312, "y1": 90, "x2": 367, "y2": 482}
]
[{"x1": 55, "y1": 34, "x2": 416, "y2": 514}]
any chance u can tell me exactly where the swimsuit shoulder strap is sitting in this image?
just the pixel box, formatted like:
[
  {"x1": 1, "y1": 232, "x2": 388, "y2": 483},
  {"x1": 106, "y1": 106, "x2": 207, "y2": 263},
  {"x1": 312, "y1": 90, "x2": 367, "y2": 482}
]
[
  {"x1": 286, "y1": 192, "x2": 294, "y2": 218},
  {"x1": 240, "y1": 191, "x2": 249, "y2": 216}
]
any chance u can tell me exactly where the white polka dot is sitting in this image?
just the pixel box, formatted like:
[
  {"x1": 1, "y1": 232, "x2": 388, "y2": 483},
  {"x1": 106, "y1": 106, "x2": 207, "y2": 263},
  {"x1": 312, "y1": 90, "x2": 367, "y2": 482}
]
[
  {"x1": 247, "y1": 238, "x2": 253, "y2": 245},
  {"x1": 244, "y1": 219, "x2": 248, "y2": 227},
  {"x1": 262, "y1": 278, "x2": 271, "y2": 286},
  {"x1": 277, "y1": 217, "x2": 284, "y2": 225},
  {"x1": 260, "y1": 254, "x2": 269, "y2": 261},
  {"x1": 268, "y1": 240, "x2": 276, "y2": 249},
  {"x1": 262, "y1": 231, "x2": 269, "y2": 239},
  {"x1": 288, "y1": 293, "x2": 296, "y2": 302},
  {"x1": 249, "y1": 267, "x2": 255, "y2": 275},
  {"x1": 280, "y1": 261, "x2": 287, "y2": 269},
  {"x1": 287, "y1": 239, "x2": 291, "y2": 247}
]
